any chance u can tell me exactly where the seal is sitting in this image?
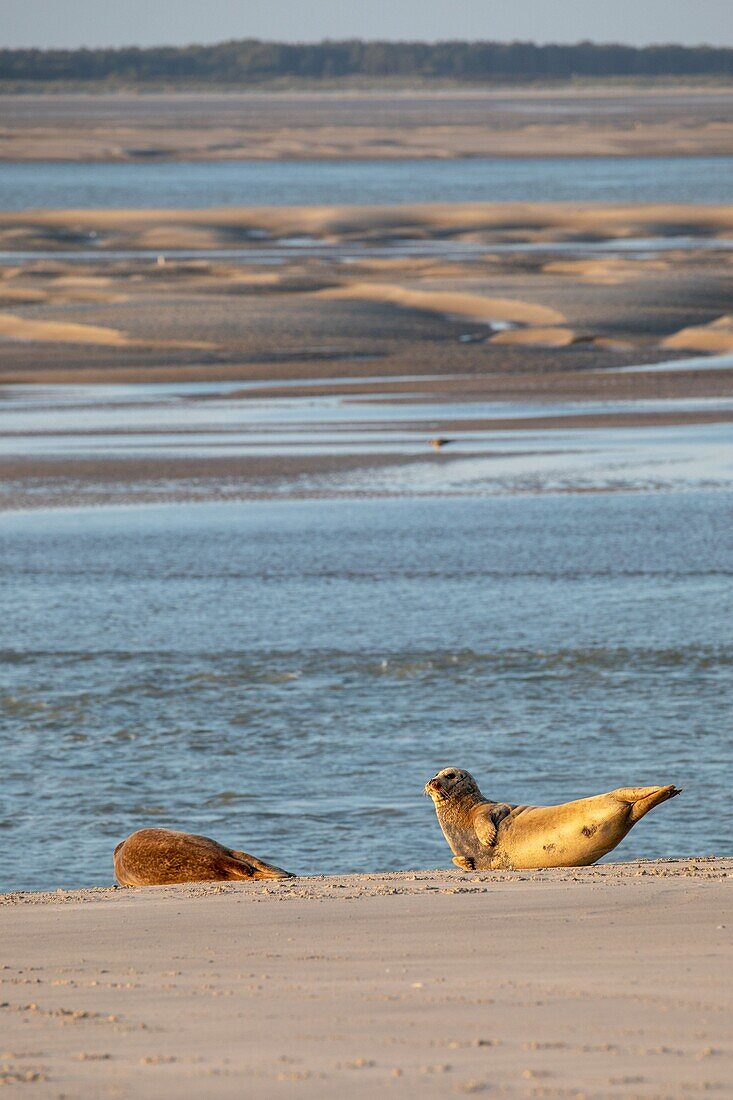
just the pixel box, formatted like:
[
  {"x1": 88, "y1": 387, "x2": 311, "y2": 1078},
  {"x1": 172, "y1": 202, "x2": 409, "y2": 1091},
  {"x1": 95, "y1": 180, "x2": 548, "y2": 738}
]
[
  {"x1": 113, "y1": 828, "x2": 294, "y2": 886},
  {"x1": 425, "y1": 768, "x2": 682, "y2": 870}
]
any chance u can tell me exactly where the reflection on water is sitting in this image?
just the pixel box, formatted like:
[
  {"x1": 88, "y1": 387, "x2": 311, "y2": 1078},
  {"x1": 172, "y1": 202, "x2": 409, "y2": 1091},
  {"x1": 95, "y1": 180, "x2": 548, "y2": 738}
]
[{"x1": 1, "y1": 493, "x2": 731, "y2": 891}]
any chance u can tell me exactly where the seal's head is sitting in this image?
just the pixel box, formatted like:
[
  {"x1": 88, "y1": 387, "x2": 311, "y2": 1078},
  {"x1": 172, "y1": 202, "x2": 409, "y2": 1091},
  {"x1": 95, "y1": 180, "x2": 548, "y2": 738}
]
[{"x1": 424, "y1": 767, "x2": 480, "y2": 803}]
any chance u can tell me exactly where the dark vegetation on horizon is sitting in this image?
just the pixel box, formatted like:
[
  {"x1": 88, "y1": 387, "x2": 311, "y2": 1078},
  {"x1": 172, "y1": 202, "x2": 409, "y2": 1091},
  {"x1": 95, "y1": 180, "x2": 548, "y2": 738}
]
[{"x1": 1, "y1": 39, "x2": 732, "y2": 84}]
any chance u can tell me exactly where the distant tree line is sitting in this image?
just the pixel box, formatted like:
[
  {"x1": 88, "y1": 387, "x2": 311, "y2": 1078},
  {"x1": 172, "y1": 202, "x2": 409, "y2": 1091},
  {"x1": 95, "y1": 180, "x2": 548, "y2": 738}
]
[{"x1": 1, "y1": 39, "x2": 732, "y2": 84}]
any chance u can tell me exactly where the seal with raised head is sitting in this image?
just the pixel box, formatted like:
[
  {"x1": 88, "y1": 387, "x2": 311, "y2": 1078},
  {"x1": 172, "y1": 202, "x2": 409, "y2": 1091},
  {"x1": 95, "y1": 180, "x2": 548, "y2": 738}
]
[
  {"x1": 425, "y1": 768, "x2": 682, "y2": 870},
  {"x1": 113, "y1": 828, "x2": 294, "y2": 886}
]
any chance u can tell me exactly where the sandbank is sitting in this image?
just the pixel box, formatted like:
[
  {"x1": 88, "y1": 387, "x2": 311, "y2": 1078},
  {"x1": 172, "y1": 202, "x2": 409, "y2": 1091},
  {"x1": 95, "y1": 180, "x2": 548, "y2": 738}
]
[
  {"x1": 663, "y1": 315, "x2": 733, "y2": 353},
  {"x1": 2, "y1": 201, "x2": 733, "y2": 253},
  {"x1": 1, "y1": 201, "x2": 731, "y2": 508},
  {"x1": 1, "y1": 87, "x2": 733, "y2": 160}
]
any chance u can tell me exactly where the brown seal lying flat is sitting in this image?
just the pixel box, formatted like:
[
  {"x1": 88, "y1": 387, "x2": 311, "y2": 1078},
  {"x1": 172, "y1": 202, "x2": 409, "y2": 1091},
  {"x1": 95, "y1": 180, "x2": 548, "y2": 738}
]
[
  {"x1": 425, "y1": 767, "x2": 682, "y2": 870},
  {"x1": 113, "y1": 828, "x2": 294, "y2": 886}
]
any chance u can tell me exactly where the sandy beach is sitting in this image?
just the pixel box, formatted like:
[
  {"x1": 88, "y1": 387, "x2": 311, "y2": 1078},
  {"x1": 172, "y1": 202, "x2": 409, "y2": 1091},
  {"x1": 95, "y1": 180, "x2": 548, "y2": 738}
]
[
  {"x1": 1, "y1": 859, "x2": 730, "y2": 1097},
  {"x1": 2, "y1": 87, "x2": 733, "y2": 160}
]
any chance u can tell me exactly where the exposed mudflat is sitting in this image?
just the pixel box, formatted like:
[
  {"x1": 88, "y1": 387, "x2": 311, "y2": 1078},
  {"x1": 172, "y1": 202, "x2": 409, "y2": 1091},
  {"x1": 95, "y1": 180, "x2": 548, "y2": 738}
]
[{"x1": 0, "y1": 201, "x2": 731, "y2": 508}]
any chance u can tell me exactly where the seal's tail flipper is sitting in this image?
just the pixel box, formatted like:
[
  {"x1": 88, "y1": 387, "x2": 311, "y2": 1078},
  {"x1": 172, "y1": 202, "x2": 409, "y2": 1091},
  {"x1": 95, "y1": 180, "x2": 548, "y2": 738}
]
[
  {"x1": 229, "y1": 850, "x2": 295, "y2": 879},
  {"x1": 613, "y1": 785, "x2": 682, "y2": 823}
]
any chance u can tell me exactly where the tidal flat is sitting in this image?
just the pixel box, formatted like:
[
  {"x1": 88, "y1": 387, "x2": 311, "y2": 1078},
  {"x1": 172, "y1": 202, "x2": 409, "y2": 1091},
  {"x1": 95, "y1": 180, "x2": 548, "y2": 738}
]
[{"x1": 0, "y1": 200, "x2": 732, "y2": 504}]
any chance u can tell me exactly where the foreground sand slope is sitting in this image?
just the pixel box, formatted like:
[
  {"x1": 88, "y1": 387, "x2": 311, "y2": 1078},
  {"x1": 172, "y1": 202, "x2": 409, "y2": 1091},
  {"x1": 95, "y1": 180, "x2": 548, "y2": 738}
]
[{"x1": 1, "y1": 859, "x2": 731, "y2": 1097}]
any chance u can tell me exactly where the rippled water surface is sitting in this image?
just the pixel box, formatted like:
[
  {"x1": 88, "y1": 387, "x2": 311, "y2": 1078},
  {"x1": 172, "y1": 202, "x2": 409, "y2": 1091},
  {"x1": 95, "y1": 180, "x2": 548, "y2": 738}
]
[
  {"x1": 2, "y1": 492, "x2": 731, "y2": 891},
  {"x1": 1, "y1": 156, "x2": 731, "y2": 211}
]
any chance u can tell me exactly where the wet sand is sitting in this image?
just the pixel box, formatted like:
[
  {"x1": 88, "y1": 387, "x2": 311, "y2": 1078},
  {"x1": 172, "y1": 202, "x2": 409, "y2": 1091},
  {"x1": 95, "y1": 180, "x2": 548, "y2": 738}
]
[
  {"x1": 2, "y1": 87, "x2": 733, "y2": 160},
  {"x1": 3, "y1": 199, "x2": 733, "y2": 252},
  {"x1": 1, "y1": 201, "x2": 731, "y2": 507},
  {"x1": 1, "y1": 859, "x2": 730, "y2": 1097},
  {"x1": 1, "y1": 202, "x2": 732, "y2": 379}
]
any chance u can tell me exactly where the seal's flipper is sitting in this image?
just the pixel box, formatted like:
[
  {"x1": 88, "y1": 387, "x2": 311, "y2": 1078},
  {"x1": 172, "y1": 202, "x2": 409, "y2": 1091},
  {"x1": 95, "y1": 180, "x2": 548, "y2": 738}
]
[
  {"x1": 229, "y1": 850, "x2": 294, "y2": 879},
  {"x1": 453, "y1": 855, "x2": 475, "y2": 871},
  {"x1": 612, "y1": 785, "x2": 682, "y2": 823},
  {"x1": 473, "y1": 809, "x2": 497, "y2": 849},
  {"x1": 628, "y1": 785, "x2": 682, "y2": 823}
]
